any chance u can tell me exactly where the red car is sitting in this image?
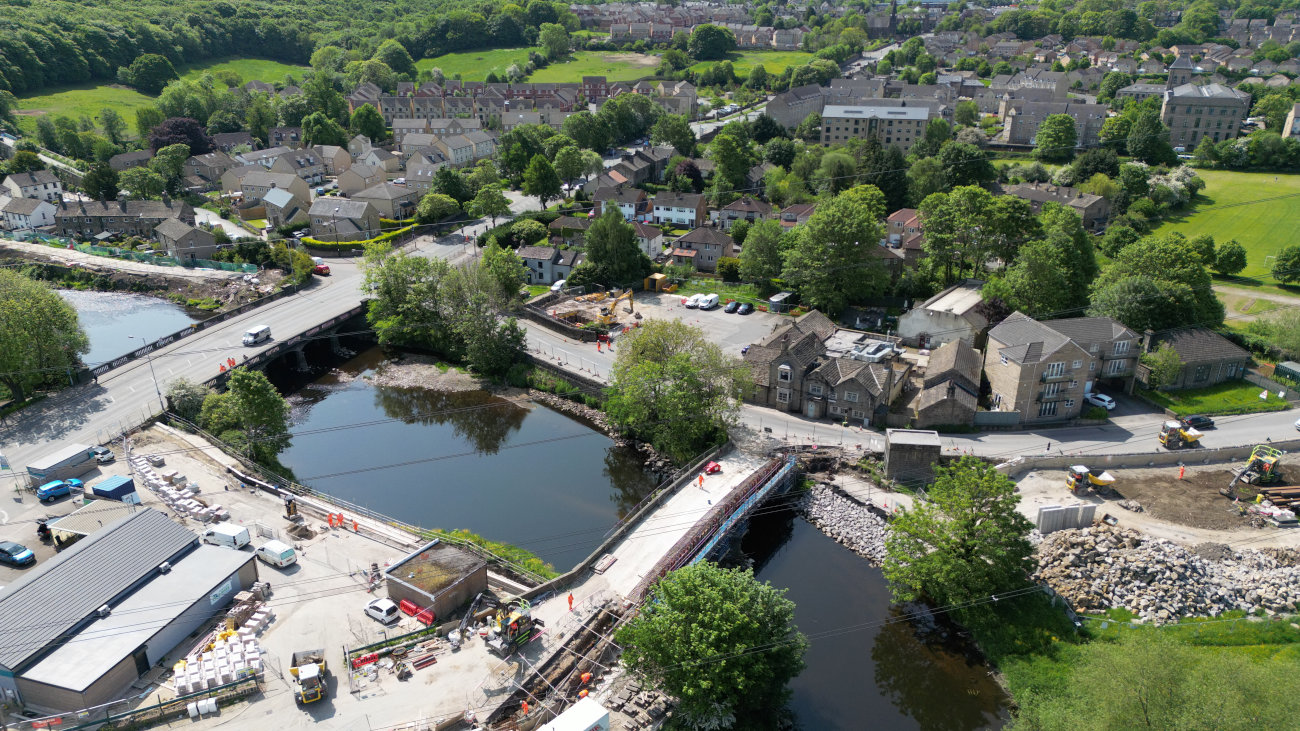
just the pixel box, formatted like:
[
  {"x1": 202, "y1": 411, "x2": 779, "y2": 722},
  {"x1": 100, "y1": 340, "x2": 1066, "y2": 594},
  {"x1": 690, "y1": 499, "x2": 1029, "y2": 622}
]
[{"x1": 313, "y1": 263, "x2": 331, "y2": 276}]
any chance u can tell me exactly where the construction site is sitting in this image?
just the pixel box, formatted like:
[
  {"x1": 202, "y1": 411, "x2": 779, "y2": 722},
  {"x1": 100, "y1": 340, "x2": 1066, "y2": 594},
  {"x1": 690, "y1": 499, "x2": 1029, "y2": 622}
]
[{"x1": 546, "y1": 288, "x2": 640, "y2": 331}]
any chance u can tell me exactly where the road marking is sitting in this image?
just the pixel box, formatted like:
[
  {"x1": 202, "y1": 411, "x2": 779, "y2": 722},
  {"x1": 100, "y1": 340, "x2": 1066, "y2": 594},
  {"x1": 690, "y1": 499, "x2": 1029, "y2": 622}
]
[{"x1": 0, "y1": 510, "x2": 8, "y2": 525}]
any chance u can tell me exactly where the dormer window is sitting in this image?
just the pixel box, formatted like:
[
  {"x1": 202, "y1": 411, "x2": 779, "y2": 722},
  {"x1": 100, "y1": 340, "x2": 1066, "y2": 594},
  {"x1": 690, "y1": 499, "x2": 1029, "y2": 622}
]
[{"x1": 777, "y1": 364, "x2": 792, "y2": 382}]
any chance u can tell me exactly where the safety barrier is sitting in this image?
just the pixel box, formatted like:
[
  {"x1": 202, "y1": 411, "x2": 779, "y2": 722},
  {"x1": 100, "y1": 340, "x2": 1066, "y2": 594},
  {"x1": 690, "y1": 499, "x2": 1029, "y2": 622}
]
[
  {"x1": 8, "y1": 675, "x2": 260, "y2": 731},
  {"x1": 996, "y1": 437, "x2": 1300, "y2": 477}
]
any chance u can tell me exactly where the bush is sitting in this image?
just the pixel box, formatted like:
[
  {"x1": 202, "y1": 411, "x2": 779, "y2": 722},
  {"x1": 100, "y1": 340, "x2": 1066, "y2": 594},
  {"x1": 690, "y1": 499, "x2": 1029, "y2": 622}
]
[
  {"x1": 1084, "y1": 406, "x2": 1109, "y2": 420},
  {"x1": 716, "y1": 256, "x2": 741, "y2": 282},
  {"x1": 301, "y1": 225, "x2": 415, "y2": 252},
  {"x1": 476, "y1": 211, "x2": 560, "y2": 248}
]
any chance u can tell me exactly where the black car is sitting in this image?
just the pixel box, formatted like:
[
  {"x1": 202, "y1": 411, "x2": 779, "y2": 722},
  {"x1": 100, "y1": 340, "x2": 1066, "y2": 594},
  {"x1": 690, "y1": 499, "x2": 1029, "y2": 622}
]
[
  {"x1": 737, "y1": 302, "x2": 754, "y2": 315},
  {"x1": 1183, "y1": 415, "x2": 1215, "y2": 429},
  {"x1": 724, "y1": 300, "x2": 740, "y2": 314},
  {"x1": 0, "y1": 541, "x2": 35, "y2": 567}
]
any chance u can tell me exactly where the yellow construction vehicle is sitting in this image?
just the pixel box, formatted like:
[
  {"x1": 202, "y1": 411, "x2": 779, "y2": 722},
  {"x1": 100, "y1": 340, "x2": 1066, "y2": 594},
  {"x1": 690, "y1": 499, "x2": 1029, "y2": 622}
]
[
  {"x1": 1066, "y1": 465, "x2": 1116, "y2": 494},
  {"x1": 485, "y1": 598, "x2": 544, "y2": 657},
  {"x1": 1229, "y1": 445, "x2": 1283, "y2": 487},
  {"x1": 290, "y1": 649, "x2": 328, "y2": 705},
  {"x1": 596, "y1": 289, "x2": 634, "y2": 325},
  {"x1": 1158, "y1": 420, "x2": 1203, "y2": 450}
]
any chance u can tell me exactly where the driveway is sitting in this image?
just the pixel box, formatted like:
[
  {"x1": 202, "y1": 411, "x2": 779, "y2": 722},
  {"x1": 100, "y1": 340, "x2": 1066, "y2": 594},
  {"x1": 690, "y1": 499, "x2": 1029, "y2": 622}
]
[{"x1": 194, "y1": 207, "x2": 255, "y2": 240}]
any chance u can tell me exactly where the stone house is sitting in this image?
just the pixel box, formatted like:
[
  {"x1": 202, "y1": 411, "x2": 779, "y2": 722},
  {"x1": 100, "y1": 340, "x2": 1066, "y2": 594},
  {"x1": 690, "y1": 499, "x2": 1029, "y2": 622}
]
[
  {"x1": 154, "y1": 219, "x2": 217, "y2": 260},
  {"x1": 308, "y1": 198, "x2": 381, "y2": 242},
  {"x1": 2, "y1": 170, "x2": 62, "y2": 203},
  {"x1": 779, "y1": 203, "x2": 816, "y2": 229},
  {"x1": 108, "y1": 150, "x2": 154, "y2": 172},
  {"x1": 262, "y1": 187, "x2": 309, "y2": 229},
  {"x1": 913, "y1": 339, "x2": 981, "y2": 428},
  {"x1": 594, "y1": 187, "x2": 648, "y2": 221},
  {"x1": 1137, "y1": 327, "x2": 1250, "y2": 391},
  {"x1": 352, "y1": 183, "x2": 420, "y2": 219},
  {"x1": 715, "y1": 197, "x2": 772, "y2": 231},
  {"x1": 361, "y1": 148, "x2": 400, "y2": 173},
  {"x1": 547, "y1": 216, "x2": 590, "y2": 246},
  {"x1": 313, "y1": 145, "x2": 352, "y2": 176},
  {"x1": 631, "y1": 221, "x2": 665, "y2": 259},
  {"x1": 55, "y1": 198, "x2": 195, "y2": 239},
  {"x1": 337, "y1": 164, "x2": 385, "y2": 197},
  {"x1": 184, "y1": 152, "x2": 235, "y2": 187},
  {"x1": 897, "y1": 279, "x2": 988, "y2": 349},
  {"x1": 518, "y1": 246, "x2": 585, "y2": 285},
  {"x1": 672, "y1": 227, "x2": 734, "y2": 273},
  {"x1": 230, "y1": 170, "x2": 310, "y2": 206},
  {"x1": 1001, "y1": 183, "x2": 1111, "y2": 230},
  {"x1": 267, "y1": 126, "x2": 304, "y2": 149}
]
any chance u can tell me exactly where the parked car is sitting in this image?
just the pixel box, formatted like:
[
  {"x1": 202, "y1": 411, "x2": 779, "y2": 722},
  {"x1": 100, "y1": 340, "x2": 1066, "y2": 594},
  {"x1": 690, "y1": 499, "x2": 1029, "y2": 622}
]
[
  {"x1": 1085, "y1": 393, "x2": 1116, "y2": 410},
  {"x1": 365, "y1": 598, "x2": 400, "y2": 625},
  {"x1": 37, "y1": 479, "x2": 82, "y2": 503},
  {"x1": 1182, "y1": 415, "x2": 1215, "y2": 429},
  {"x1": 683, "y1": 294, "x2": 703, "y2": 308},
  {"x1": 737, "y1": 302, "x2": 754, "y2": 315},
  {"x1": 698, "y1": 293, "x2": 720, "y2": 310},
  {"x1": 313, "y1": 264, "x2": 330, "y2": 275},
  {"x1": 0, "y1": 542, "x2": 35, "y2": 567},
  {"x1": 91, "y1": 446, "x2": 114, "y2": 464},
  {"x1": 724, "y1": 300, "x2": 740, "y2": 314},
  {"x1": 1294, "y1": 417, "x2": 1300, "y2": 431}
]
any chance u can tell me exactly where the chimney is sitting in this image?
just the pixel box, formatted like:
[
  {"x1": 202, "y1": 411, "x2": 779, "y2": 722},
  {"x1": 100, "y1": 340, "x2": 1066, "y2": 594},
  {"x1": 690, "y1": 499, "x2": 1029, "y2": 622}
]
[
  {"x1": 1142, "y1": 329, "x2": 1156, "y2": 354},
  {"x1": 119, "y1": 197, "x2": 127, "y2": 212},
  {"x1": 162, "y1": 192, "x2": 171, "y2": 208}
]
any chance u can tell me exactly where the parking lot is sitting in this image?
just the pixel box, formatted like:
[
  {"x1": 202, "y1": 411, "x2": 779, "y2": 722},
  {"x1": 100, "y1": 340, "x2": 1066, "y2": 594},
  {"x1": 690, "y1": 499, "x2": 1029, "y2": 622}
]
[{"x1": 622, "y1": 291, "x2": 785, "y2": 356}]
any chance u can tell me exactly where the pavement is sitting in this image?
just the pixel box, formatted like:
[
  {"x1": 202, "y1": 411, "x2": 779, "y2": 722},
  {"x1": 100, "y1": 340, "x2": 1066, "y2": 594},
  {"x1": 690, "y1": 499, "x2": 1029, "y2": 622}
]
[
  {"x1": 0, "y1": 136, "x2": 81, "y2": 177},
  {"x1": 0, "y1": 239, "x2": 245, "y2": 280}
]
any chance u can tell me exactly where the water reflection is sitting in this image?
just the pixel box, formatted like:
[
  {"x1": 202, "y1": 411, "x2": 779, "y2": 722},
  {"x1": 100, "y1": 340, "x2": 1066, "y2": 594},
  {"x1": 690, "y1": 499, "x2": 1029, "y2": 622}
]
[
  {"x1": 372, "y1": 385, "x2": 528, "y2": 455},
  {"x1": 58, "y1": 289, "x2": 201, "y2": 366}
]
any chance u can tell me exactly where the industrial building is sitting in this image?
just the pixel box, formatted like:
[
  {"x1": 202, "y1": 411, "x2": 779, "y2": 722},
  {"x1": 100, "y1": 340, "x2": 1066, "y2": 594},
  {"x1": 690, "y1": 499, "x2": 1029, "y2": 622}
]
[
  {"x1": 0, "y1": 509, "x2": 257, "y2": 712},
  {"x1": 384, "y1": 539, "x2": 487, "y2": 623}
]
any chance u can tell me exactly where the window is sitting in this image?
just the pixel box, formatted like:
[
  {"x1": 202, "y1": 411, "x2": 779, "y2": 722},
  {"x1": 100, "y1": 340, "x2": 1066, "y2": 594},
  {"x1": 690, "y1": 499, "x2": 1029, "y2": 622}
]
[
  {"x1": 1107, "y1": 359, "x2": 1127, "y2": 375},
  {"x1": 1070, "y1": 380, "x2": 1078, "y2": 389},
  {"x1": 809, "y1": 383, "x2": 822, "y2": 396},
  {"x1": 1089, "y1": 343, "x2": 1099, "y2": 353},
  {"x1": 1044, "y1": 382, "x2": 1061, "y2": 397},
  {"x1": 1038, "y1": 401, "x2": 1058, "y2": 417},
  {"x1": 776, "y1": 389, "x2": 790, "y2": 403},
  {"x1": 1072, "y1": 360, "x2": 1082, "y2": 369},
  {"x1": 1113, "y1": 340, "x2": 1130, "y2": 355},
  {"x1": 844, "y1": 391, "x2": 858, "y2": 403},
  {"x1": 1000, "y1": 355, "x2": 1008, "y2": 366},
  {"x1": 1064, "y1": 399, "x2": 1075, "y2": 408},
  {"x1": 1045, "y1": 362, "x2": 1065, "y2": 377},
  {"x1": 777, "y1": 365, "x2": 792, "y2": 383},
  {"x1": 1089, "y1": 361, "x2": 1096, "y2": 372},
  {"x1": 1194, "y1": 365, "x2": 1210, "y2": 382}
]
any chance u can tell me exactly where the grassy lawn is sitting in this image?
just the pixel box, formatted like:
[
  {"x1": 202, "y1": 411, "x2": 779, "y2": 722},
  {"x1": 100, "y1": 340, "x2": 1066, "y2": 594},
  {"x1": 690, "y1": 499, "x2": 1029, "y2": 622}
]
[
  {"x1": 13, "y1": 83, "x2": 154, "y2": 136},
  {"x1": 1154, "y1": 170, "x2": 1300, "y2": 282},
  {"x1": 528, "y1": 51, "x2": 661, "y2": 83},
  {"x1": 688, "y1": 50, "x2": 814, "y2": 77},
  {"x1": 526, "y1": 284, "x2": 552, "y2": 297},
  {"x1": 178, "y1": 57, "x2": 310, "y2": 84},
  {"x1": 672, "y1": 279, "x2": 763, "y2": 303},
  {"x1": 417, "y1": 47, "x2": 541, "y2": 81},
  {"x1": 1141, "y1": 381, "x2": 1291, "y2": 416}
]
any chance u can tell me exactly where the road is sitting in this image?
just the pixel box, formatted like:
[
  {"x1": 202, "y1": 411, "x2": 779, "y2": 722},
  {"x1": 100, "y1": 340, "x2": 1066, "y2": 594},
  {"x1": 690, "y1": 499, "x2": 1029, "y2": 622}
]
[
  {"x1": 690, "y1": 99, "x2": 770, "y2": 137},
  {"x1": 0, "y1": 135, "x2": 82, "y2": 178}
]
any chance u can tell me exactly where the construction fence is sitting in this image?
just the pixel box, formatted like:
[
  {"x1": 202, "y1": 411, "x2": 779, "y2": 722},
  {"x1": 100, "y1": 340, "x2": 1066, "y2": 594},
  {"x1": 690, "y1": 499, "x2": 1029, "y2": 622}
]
[
  {"x1": 6, "y1": 676, "x2": 260, "y2": 731},
  {"x1": 9, "y1": 231, "x2": 258, "y2": 273}
]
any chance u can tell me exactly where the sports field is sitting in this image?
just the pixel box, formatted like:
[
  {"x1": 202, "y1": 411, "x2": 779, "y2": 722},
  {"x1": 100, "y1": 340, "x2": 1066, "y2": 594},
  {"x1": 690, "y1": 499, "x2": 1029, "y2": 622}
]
[
  {"x1": 1154, "y1": 170, "x2": 1300, "y2": 281},
  {"x1": 527, "y1": 51, "x2": 661, "y2": 82},
  {"x1": 689, "y1": 50, "x2": 815, "y2": 78},
  {"x1": 417, "y1": 48, "x2": 541, "y2": 81}
]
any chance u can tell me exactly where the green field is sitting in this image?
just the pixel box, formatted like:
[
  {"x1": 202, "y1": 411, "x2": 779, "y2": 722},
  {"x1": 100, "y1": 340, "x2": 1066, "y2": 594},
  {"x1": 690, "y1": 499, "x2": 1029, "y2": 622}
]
[
  {"x1": 1141, "y1": 381, "x2": 1290, "y2": 416},
  {"x1": 417, "y1": 48, "x2": 541, "y2": 81},
  {"x1": 1154, "y1": 170, "x2": 1300, "y2": 281},
  {"x1": 13, "y1": 57, "x2": 310, "y2": 137},
  {"x1": 689, "y1": 50, "x2": 815, "y2": 78},
  {"x1": 528, "y1": 51, "x2": 661, "y2": 83},
  {"x1": 178, "y1": 57, "x2": 309, "y2": 84}
]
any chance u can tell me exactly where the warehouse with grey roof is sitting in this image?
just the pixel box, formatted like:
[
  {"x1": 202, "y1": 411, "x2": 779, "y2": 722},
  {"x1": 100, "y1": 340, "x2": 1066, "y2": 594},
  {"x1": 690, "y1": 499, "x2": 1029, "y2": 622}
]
[{"x1": 0, "y1": 509, "x2": 257, "y2": 712}]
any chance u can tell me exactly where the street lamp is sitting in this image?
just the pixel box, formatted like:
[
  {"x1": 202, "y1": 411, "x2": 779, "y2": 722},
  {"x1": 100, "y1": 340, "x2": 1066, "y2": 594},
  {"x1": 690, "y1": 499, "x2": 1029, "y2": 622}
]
[{"x1": 128, "y1": 335, "x2": 167, "y2": 414}]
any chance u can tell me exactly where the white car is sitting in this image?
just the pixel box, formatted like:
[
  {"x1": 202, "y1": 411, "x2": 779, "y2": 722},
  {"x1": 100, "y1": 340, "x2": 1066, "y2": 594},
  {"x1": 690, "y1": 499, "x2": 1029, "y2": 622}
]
[
  {"x1": 1085, "y1": 393, "x2": 1116, "y2": 410},
  {"x1": 1294, "y1": 417, "x2": 1300, "y2": 430},
  {"x1": 683, "y1": 294, "x2": 703, "y2": 308},
  {"x1": 364, "y1": 598, "x2": 400, "y2": 625}
]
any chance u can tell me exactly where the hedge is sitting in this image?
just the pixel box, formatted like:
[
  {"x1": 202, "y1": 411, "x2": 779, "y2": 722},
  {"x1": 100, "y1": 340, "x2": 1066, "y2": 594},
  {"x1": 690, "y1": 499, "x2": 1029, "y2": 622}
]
[
  {"x1": 380, "y1": 217, "x2": 415, "y2": 229},
  {"x1": 301, "y1": 224, "x2": 416, "y2": 252}
]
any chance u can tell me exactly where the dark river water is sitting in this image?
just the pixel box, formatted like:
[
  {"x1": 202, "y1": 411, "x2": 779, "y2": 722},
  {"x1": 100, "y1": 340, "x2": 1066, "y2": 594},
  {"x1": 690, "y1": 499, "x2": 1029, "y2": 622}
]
[
  {"x1": 276, "y1": 348, "x2": 659, "y2": 570},
  {"x1": 59, "y1": 289, "x2": 202, "y2": 366}
]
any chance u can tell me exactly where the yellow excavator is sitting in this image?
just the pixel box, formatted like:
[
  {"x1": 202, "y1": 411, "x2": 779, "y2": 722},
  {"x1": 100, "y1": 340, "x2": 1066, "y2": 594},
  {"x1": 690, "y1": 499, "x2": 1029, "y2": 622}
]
[
  {"x1": 596, "y1": 289, "x2": 633, "y2": 326},
  {"x1": 1066, "y1": 465, "x2": 1116, "y2": 495},
  {"x1": 1158, "y1": 420, "x2": 1203, "y2": 450},
  {"x1": 1229, "y1": 445, "x2": 1283, "y2": 487}
]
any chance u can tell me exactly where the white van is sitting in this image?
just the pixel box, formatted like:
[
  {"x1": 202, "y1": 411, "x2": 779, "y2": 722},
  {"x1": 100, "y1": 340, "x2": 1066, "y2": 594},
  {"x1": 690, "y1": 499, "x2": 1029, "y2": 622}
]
[
  {"x1": 684, "y1": 294, "x2": 703, "y2": 308},
  {"x1": 255, "y1": 540, "x2": 297, "y2": 568},
  {"x1": 698, "y1": 293, "x2": 720, "y2": 310},
  {"x1": 201, "y1": 522, "x2": 251, "y2": 549},
  {"x1": 242, "y1": 325, "x2": 271, "y2": 346}
]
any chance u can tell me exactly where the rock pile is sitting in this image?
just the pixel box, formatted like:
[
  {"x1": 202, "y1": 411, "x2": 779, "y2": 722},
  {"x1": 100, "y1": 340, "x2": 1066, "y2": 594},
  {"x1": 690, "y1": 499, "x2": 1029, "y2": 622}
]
[
  {"x1": 527, "y1": 390, "x2": 674, "y2": 472},
  {"x1": 800, "y1": 485, "x2": 889, "y2": 565},
  {"x1": 1036, "y1": 525, "x2": 1300, "y2": 623}
]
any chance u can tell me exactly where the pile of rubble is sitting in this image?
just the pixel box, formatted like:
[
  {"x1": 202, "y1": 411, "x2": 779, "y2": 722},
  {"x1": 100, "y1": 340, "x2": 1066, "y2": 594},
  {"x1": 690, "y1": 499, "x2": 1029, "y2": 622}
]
[
  {"x1": 1036, "y1": 525, "x2": 1300, "y2": 623},
  {"x1": 800, "y1": 484, "x2": 889, "y2": 565}
]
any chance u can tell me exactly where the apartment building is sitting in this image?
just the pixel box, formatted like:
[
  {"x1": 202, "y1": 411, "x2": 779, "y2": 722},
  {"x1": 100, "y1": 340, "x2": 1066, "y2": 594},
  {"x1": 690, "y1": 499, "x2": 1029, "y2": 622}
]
[
  {"x1": 820, "y1": 105, "x2": 931, "y2": 153},
  {"x1": 1161, "y1": 83, "x2": 1251, "y2": 149}
]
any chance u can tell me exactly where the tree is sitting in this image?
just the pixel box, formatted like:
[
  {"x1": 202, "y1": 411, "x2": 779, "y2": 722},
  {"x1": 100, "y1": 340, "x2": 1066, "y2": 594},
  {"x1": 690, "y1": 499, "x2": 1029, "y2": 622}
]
[
  {"x1": 345, "y1": 59, "x2": 397, "y2": 93},
  {"x1": 689, "y1": 24, "x2": 737, "y2": 60},
  {"x1": 794, "y1": 111, "x2": 821, "y2": 143},
  {"x1": 148, "y1": 143, "x2": 190, "y2": 192},
  {"x1": 432, "y1": 167, "x2": 472, "y2": 206},
  {"x1": 301, "y1": 112, "x2": 348, "y2": 147},
  {"x1": 1141, "y1": 343, "x2": 1183, "y2": 390},
  {"x1": 562, "y1": 111, "x2": 612, "y2": 152},
  {"x1": 983, "y1": 239, "x2": 1074, "y2": 316},
  {"x1": 479, "y1": 238, "x2": 528, "y2": 304},
  {"x1": 120, "y1": 54, "x2": 178, "y2": 94},
  {"x1": 606, "y1": 320, "x2": 747, "y2": 462},
  {"x1": 119, "y1": 167, "x2": 166, "y2": 200},
  {"x1": 764, "y1": 138, "x2": 795, "y2": 168},
  {"x1": 1213, "y1": 239, "x2": 1248, "y2": 276},
  {"x1": 468, "y1": 185, "x2": 511, "y2": 227},
  {"x1": 1097, "y1": 70, "x2": 1132, "y2": 102},
  {"x1": 372, "y1": 39, "x2": 416, "y2": 78},
  {"x1": 583, "y1": 209, "x2": 652, "y2": 286},
  {"x1": 416, "y1": 192, "x2": 460, "y2": 223},
  {"x1": 954, "y1": 100, "x2": 980, "y2": 127},
  {"x1": 938, "y1": 142, "x2": 996, "y2": 188},
  {"x1": 0, "y1": 269, "x2": 89, "y2": 403},
  {"x1": 781, "y1": 190, "x2": 889, "y2": 314},
  {"x1": 739, "y1": 219, "x2": 786, "y2": 282},
  {"x1": 651, "y1": 113, "x2": 696, "y2": 157},
  {"x1": 522, "y1": 154, "x2": 562, "y2": 208},
  {"x1": 749, "y1": 114, "x2": 786, "y2": 145},
  {"x1": 883, "y1": 456, "x2": 1035, "y2": 607},
  {"x1": 166, "y1": 378, "x2": 209, "y2": 422},
  {"x1": 310, "y1": 45, "x2": 351, "y2": 73},
  {"x1": 4, "y1": 151, "x2": 45, "y2": 175},
  {"x1": 1252, "y1": 93, "x2": 1294, "y2": 134},
  {"x1": 554, "y1": 145, "x2": 586, "y2": 187},
  {"x1": 1272, "y1": 244, "x2": 1300, "y2": 284},
  {"x1": 148, "y1": 117, "x2": 213, "y2": 154},
  {"x1": 1127, "y1": 108, "x2": 1176, "y2": 165},
  {"x1": 709, "y1": 131, "x2": 755, "y2": 193},
  {"x1": 538, "y1": 23, "x2": 571, "y2": 60},
  {"x1": 350, "y1": 104, "x2": 386, "y2": 141},
  {"x1": 1089, "y1": 275, "x2": 1196, "y2": 332},
  {"x1": 137, "y1": 108, "x2": 166, "y2": 143},
  {"x1": 82, "y1": 162, "x2": 119, "y2": 200},
  {"x1": 97, "y1": 108, "x2": 125, "y2": 144},
  {"x1": 216, "y1": 368, "x2": 292, "y2": 463},
  {"x1": 509, "y1": 219, "x2": 548, "y2": 247},
  {"x1": 617, "y1": 563, "x2": 806, "y2": 729},
  {"x1": 1035, "y1": 113, "x2": 1078, "y2": 162}
]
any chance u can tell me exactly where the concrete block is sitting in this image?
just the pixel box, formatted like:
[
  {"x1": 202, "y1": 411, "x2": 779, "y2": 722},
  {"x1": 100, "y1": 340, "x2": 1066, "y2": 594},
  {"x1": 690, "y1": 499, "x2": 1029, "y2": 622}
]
[{"x1": 1077, "y1": 503, "x2": 1097, "y2": 526}]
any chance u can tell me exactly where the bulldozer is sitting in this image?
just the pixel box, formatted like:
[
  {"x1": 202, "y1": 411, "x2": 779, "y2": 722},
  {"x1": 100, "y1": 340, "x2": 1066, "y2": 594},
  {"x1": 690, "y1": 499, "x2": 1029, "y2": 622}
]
[
  {"x1": 1158, "y1": 420, "x2": 1203, "y2": 450},
  {"x1": 596, "y1": 289, "x2": 634, "y2": 326},
  {"x1": 1229, "y1": 445, "x2": 1283, "y2": 488},
  {"x1": 289, "y1": 649, "x2": 328, "y2": 705},
  {"x1": 1066, "y1": 465, "x2": 1116, "y2": 495},
  {"x1": 485, "y1": 597, "x2": 543, "y2": 657}
]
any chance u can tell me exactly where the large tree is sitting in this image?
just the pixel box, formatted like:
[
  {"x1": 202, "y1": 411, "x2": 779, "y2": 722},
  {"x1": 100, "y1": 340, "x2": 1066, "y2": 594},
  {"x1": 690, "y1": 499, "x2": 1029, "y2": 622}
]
[
  {"x1": 781, "y1": 189, "x2": 889, "y2": 314},
  {"x1": 562, "y1": 111, "x2": 612, "y2": 152},
  {"x1": 689, "y1": 24, "x2": 737, "y2": 60},
  {"x1": 200, "y1": 368, "x2": 292, "y2": 464},
  {"x1": 372, "y1": 39, "x2": 416, "y2": 78},
  {"x1": 651, "y1": 113, "x2": 696, "y2": 157},
  {"x1": 82, "y1": 163, "x2": 119, "y2": 201},
  {"x1": 119, "y1": 54, "x2": 178, "y2": 94},
  {"x1": 607, "y1": 319, "x2": 747, "y2": 461},
  {"x1": 350, "y1": 104, "x2": 387, "y2": 141},
  {"x1": 617, "y1": 563, "x2": 806, "y2": 729},
  {"x1": 580, "y1": 209, "x2": 652, "y2": 287},
  {"x1": 1092, "y1": 232, "x2": 1223, "y2": 327},
  {"x1": 739, "y1": 219, "x2": 786, "y2": 282},
  {"x1": 1034, "y1": 113, "x2": 1078, "y2": 162},
  {"x1": 148, "y1": 117, "x2": 213, "y2": 154},
  {"x1": 119, "y1": 167, "x2": 166, "y2": 200},
  {"x1": 1126, "y1": 108, "x2": 1176, "y2": 165},
  {"x1": 522, "y1": 154, "x2": 562, "y2": 208},
  {"x1": 538, "y1": 23, "x2": 571, "y2": 60},
  {"x1": 883, "y1": 456, "x2": 1035, "y2": 607},
  {"x1": 468, "y1": 185, "x2": 511, "y2": 227},
  {"x1": 415, "y1": 192, "x2": 459, "y2": 223},
  {"x1": 1272, "y1": 244, "x2": 1300, "y2": 284},
  {"x1": 0, "y1": 270, "x2": 89, "y2": 402},
  {"x1": 301, "y1": 111, "x2": 348, "y2": 147},
  {"x1": 553, "y1": 145, "x2": 586, "y2": 187}
]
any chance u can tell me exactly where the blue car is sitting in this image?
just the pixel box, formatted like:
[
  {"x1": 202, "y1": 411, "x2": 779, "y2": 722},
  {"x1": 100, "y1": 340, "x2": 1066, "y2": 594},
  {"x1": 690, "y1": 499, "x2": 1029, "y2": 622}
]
[
  {"x1": 37, "y1": 479, "x2": 82, "y2": 503},
  {"x1": 0, "y1": 541, "x2": 35, "y2": 567}
]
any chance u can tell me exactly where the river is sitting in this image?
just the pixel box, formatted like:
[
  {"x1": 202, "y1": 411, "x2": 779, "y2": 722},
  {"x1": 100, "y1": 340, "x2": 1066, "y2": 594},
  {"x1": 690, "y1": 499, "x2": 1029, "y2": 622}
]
[
  {"x1": 275, "y1": 348, "x2": 659, "y2": 571},
  {"x1": 59, "y1": 289, "x2": 202, "y2": 367}
]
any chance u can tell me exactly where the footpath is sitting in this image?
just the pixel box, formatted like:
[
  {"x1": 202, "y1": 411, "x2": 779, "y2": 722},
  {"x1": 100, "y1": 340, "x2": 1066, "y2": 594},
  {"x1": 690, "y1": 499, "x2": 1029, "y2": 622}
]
[{"x1": 0, "y1": 239, "x2": 244, "y2": 281}]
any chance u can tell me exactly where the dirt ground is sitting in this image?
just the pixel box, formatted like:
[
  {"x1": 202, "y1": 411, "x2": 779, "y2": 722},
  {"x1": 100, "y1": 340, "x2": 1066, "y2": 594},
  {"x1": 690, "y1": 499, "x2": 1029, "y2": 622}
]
[{"x1": 1108, "y1": 469, "x2": 1265, "y2": 531}]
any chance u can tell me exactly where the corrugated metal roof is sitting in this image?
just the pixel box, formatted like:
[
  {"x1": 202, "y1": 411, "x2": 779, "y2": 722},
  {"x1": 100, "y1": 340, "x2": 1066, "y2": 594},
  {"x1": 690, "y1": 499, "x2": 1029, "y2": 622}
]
[
  {"x1": 47, "y1": 500, "x2": 137, "y2": 537},
  {"x1": 0, "y1": 509, "x2": 196, "y2": 670}
]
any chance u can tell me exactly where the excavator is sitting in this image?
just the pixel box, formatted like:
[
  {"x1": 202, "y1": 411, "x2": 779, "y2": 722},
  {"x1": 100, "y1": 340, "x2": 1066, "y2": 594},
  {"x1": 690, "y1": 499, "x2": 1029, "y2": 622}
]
[
  {"x1": 1228, "y1": 445, "x2": 1283, "y2": 488},
  {"x1": 596, "y1": 289, "x2": 634, "y2": 326},
  {"x1": 1158, "y1": 419, "x2": 1203, "y2": 450},
  {"x1": 1066, "y1": 465, "x2": 1116, "y2": 495},
  {"x1": 449, "y1": 592, "x2": 490, "y2": 651},
  {"x1": 485, "y1": 597, "x2": 544, "y2": 657}
]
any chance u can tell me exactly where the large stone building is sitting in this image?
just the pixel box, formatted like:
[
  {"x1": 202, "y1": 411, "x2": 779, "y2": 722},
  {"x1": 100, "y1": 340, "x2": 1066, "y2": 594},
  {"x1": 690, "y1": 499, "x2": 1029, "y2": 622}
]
[
  {"x1": 820, "y1": 104, "x2": 932, "y2": 152},
  {"x1": 999, "y1": 100, "x2": 1108, "y2": 147},
  {"x1": 1160, "y1": 82, "x2": 1251, "y2": 149},
  {"x1": 55, "y1": 198, "x2": 195, "y2": 239}
]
